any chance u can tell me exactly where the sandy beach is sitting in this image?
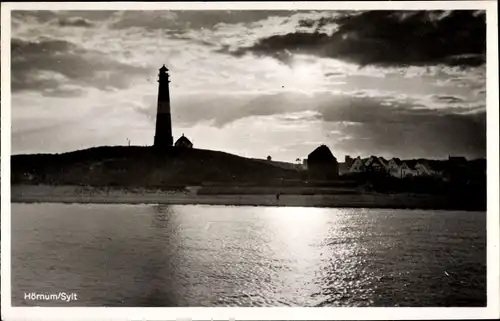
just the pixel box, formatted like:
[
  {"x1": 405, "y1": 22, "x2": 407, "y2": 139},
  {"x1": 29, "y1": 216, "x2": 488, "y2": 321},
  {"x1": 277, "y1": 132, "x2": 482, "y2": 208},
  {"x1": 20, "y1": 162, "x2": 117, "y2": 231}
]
[{"x1": 10, "y1": 184, "x2": 472, "y2": 210}]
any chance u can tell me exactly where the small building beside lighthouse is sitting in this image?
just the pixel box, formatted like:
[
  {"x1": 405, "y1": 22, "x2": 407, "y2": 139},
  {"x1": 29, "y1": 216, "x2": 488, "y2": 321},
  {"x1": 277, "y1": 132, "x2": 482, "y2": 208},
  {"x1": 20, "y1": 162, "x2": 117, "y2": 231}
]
[
  {"x1": 154, "y1": 64, "x2": 174, "y2": 147},
  {"x1": 175, "y1": 134, "x2": 193, "y2": 149}
]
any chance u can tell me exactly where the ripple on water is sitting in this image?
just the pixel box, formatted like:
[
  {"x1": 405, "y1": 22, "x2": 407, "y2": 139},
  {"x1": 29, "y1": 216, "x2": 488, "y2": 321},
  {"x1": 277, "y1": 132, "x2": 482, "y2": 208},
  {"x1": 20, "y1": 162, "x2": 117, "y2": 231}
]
[{"x1": 11, "y1": 204, "x2": 486, "y2": 307}]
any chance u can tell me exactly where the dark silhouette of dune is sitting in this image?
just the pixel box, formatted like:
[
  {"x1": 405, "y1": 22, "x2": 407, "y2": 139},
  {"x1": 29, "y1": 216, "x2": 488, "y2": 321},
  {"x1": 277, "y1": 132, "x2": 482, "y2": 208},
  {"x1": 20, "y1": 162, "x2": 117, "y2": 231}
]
[{"x1": 11, "y1": 146, "x2": 303, "y2": 187}]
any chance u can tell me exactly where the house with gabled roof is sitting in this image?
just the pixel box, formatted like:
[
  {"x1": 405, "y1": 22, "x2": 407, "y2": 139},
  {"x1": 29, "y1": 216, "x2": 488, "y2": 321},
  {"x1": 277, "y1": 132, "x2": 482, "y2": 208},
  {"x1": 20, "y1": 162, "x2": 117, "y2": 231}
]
[
  {"x1": 386, "y1": 158, "x2": 418, "y2": 178},
  {"x1": 387, "y1": 157, "x2": 403, "y2": 178},
  {"x1": 338, "y1": 155, "x2": 355, "y2": 175},
  {"x1": 348, "y1": 156, "x2": 366, "y2": 173},
  {"x1": 414, "y1": 160, "x2": 442, "y2": 177},
  {"x1": 402, "y1": 160, "x2": 419, "y2": 177},
  {"x1": 364, "y1": 156, "x2": 388, "y2": 173},
  {"x1": 379, "y1": 157, "x2": 389, "y2": 168}
]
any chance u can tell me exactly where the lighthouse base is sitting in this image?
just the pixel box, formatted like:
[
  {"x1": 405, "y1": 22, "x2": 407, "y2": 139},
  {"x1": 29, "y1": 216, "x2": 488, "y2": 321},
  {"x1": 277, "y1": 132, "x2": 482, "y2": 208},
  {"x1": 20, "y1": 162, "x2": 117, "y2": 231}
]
[{"x1": 153, "y1": 113, "x2": 173, "y2": 147}]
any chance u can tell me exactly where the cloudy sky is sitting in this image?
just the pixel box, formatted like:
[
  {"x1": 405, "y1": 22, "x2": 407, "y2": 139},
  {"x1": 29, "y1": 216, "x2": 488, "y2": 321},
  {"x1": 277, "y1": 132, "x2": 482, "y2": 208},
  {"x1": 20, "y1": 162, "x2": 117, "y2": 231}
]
[{"x1": 11, "y1": 10, "x2": 486, "y2": 161}]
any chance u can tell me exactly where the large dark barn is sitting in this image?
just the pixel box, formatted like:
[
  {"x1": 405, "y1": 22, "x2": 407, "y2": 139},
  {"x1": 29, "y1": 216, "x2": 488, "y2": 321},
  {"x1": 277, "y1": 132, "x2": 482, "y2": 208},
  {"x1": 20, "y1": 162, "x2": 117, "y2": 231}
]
[{"x1": 307, "y1": 145, "x2": 339, "y2": 181}]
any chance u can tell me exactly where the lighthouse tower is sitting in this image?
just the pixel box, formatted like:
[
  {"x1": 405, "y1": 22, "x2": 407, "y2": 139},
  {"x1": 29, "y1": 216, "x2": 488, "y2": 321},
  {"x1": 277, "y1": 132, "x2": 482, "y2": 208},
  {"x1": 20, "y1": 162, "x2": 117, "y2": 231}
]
[{"x1": 153, "y1": 64, "x2": 173, "y2": 147}]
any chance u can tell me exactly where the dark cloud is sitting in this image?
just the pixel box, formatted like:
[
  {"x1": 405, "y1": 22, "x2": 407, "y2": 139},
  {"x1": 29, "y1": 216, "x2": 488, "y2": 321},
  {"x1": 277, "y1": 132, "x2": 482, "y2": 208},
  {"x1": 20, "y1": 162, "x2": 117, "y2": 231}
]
[
  {"x1": 11, "y1": 37, "x2": 149, "y2": 94},
  {"x1": 335, "y1": 110, "x2": 485, "y2": 159},
  {"x1": 134, "y1": 92, "x2": 317, "y2": 128},
  {"x1": 432, "y1": 95, "x2": 465, "y2": 104},
  {"x1": 298, "y1": 11, "x2": 356, "y2": 32},
  {"x1": 176, "y1": 92, "x2": 323, "y2": 127},
  {"x1": 298, "y1": 19, "x2": 316, "y2": 28},
  {"x1": 109, "y1": 11, "x2": 179, "y2": 30},
  {"x1": 109, "y1": 10, "x2": 304, "y2": 31},
  {"x1": 224, "y1": 10, "x2": 486, "y2": 67},
  {"x1": 165, "y1": 30, "x2": 217, "y2": 47},
  {"x1": 41, "y1": 87, "x2": 86, "y2": 98},
  {"x1": 11, "y1": 10, "x2": 57, "y2": 23},
  {"x1": 58, "y1": 17, "x2": 94, "y2": 28},
  {"x1": 57, "y1": 11, "x2": 118, "y2": 21},
  {"x1": 314, "y1": 94, "x2": 485, "y2": 159},
  {"x1": 12, "y1": 10, "x2": 117, "y2": 24},
  {"x1": 135, "y1": 90, "x2": 485, "y2": 158},
  {"x1": 324, "y1": 72, "x2": 344, "y2": 78}
]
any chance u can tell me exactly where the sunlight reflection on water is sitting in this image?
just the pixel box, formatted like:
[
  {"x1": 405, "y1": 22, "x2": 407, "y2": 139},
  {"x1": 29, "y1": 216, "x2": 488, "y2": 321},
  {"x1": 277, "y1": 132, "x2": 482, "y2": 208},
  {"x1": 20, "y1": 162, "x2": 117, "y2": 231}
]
[{"x1": 12, "y1": 204, "x2": 486, "y2": 307}]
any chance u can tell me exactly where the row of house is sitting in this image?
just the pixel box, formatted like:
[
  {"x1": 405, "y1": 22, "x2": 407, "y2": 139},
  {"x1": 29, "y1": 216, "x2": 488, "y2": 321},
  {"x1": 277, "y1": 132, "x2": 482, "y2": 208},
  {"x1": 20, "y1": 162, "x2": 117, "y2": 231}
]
[
  {"x1": 340, "y1": 155, "x2": 471, "y2": 179},
  {"x1": 261, "y1": 144, "x2": 483, "y2": 182}
]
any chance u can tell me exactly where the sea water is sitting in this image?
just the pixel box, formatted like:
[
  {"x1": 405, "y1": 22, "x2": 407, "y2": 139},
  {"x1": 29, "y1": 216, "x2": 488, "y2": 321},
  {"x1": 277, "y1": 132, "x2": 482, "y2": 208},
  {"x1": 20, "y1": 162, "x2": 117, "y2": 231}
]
[{"x1": 11, "y1": 204, "x2": 486, "y2": 307}]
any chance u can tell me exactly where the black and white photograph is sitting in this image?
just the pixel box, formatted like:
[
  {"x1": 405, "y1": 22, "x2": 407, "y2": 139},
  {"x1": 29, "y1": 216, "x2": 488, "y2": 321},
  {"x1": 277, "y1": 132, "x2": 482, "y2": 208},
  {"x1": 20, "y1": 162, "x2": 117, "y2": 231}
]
[{"x1": 1, "y1": 1, "x2": 499, "y2": 320}]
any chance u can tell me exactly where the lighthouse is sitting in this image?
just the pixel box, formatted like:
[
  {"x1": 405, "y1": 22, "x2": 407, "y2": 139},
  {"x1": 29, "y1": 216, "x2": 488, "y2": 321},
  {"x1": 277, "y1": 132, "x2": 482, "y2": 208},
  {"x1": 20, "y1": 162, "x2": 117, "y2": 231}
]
[{"x1": 153, "y1": 64, "x2": 173, "y2": 147}]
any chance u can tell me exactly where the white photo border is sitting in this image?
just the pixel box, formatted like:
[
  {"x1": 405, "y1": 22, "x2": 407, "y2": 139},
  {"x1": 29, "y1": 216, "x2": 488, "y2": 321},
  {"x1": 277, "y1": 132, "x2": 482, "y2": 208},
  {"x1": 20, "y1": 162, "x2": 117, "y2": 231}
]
[{"x1": 1, "y1": 1, "x2": 498, "y2": 320}]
